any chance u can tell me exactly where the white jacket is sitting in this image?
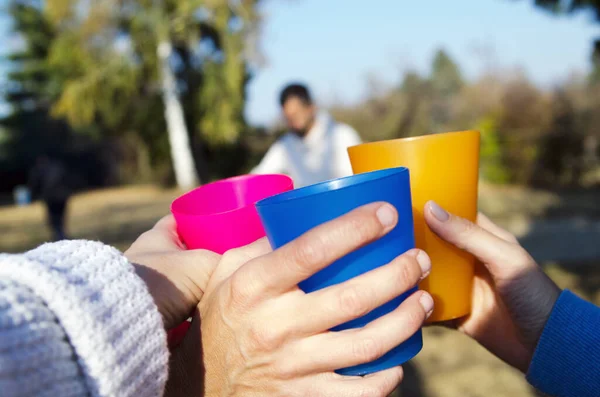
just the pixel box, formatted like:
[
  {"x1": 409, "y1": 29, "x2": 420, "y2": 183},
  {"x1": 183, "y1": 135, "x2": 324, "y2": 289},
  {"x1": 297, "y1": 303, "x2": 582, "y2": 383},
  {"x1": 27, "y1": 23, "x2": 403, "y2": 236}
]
[{"x1": 252, "y1": 113, "x2": 362, "y2": 187}]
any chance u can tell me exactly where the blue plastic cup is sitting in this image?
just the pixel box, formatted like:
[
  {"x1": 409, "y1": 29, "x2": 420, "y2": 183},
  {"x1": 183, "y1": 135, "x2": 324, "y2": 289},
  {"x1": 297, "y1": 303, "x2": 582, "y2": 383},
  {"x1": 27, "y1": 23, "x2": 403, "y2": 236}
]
[{"x1": 255, "y1": 167, "x2": 422, "y2": 376}]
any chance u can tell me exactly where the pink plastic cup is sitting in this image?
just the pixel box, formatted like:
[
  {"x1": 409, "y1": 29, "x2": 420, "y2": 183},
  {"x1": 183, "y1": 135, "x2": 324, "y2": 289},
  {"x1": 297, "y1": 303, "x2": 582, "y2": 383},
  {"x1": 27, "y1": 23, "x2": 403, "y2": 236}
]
[
  {"x1": 171, "y1": 174, "x2": 294, "y2": 253},
  {"x1": 168, "y1": 174, "x2": 294, "y2": 346}
]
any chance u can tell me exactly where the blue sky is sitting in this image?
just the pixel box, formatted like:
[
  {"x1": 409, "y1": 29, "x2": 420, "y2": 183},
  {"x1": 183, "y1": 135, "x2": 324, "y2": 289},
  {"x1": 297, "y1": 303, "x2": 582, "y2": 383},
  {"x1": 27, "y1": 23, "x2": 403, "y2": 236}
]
[{"x1": 246, "y1": 0, "x2": 600, "y2": 125}]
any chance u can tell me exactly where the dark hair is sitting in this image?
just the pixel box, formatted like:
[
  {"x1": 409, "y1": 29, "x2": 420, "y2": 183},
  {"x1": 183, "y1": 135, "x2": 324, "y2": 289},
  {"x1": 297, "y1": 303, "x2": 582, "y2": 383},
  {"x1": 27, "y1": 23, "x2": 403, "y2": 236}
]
[{"x1": 279, "y1": 83, "x2": 313, "y2": 107}]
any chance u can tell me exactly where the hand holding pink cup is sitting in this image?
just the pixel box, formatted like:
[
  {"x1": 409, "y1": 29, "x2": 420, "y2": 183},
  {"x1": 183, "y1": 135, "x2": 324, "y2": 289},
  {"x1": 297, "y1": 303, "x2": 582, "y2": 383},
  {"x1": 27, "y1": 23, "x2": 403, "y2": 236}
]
[{"x1": 168, "y1": 174, "x2": 294, "y2": 346}]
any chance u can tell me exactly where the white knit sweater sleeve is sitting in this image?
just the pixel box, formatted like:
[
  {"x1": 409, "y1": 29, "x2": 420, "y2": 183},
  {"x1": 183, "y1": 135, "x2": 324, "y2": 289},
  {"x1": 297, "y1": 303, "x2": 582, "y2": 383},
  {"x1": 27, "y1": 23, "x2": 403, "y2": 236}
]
[{"x1": 0, "y1": 240, "x2": 169, "y2": 397}]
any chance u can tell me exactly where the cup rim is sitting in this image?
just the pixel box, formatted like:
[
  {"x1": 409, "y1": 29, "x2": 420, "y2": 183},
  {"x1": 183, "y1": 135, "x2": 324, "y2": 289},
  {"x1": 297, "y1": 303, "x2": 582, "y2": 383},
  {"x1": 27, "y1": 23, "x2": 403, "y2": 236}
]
[
  {"x1": 256, "y1": 167, "x2": 408, "y2": 208},
  {"x1": 348, "y1": 130, "x2": 480, "y2": 151},
  {"x1": 171, "y1": 173, "x2": 294, "y2": 217}
]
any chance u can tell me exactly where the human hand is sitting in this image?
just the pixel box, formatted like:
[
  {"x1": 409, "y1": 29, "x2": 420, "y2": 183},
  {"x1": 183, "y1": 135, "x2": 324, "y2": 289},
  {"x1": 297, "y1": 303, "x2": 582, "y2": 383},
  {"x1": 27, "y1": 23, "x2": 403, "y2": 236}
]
[
  {"x1": 424, "y1": 201, "x2": 561, "y2": 372},
  {"x1": 175, "y1": 202, "x2": 433, "y2": 397},
  {"x1": 125, "y1": 215, "x2": 220, "y2": 330}
]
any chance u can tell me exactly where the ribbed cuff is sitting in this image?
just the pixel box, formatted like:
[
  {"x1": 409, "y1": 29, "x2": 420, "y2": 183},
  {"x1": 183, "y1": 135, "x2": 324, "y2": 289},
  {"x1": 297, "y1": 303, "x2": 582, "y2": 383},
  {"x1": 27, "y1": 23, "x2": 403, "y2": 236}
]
[
  {"x1": 527, "y1": 289, "x2": 600, "y2": 397},
  {"x1": 0, "y1": 241, "x2": 168, "y2": 397}
]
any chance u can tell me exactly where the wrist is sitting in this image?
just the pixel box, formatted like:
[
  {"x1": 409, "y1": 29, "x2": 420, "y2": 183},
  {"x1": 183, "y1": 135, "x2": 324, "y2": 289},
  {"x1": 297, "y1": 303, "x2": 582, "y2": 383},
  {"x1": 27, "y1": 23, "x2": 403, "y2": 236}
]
[
  {"x1": 510, "y1": 270, "x2": 561, "y2": 364},
  {"x1": 528, "y1": 274, "x2": 561, "y2": 352}
]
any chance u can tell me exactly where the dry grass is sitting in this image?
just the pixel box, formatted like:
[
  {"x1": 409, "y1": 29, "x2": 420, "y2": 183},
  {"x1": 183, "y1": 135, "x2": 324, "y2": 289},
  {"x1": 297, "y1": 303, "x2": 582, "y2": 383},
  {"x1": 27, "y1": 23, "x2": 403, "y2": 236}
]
[
  {"x1": 1, "y1": 183, "x2": 598, "y2": 397},
  {"x1": 0, "y1": 185, "x2": 179, "y2": 253}
]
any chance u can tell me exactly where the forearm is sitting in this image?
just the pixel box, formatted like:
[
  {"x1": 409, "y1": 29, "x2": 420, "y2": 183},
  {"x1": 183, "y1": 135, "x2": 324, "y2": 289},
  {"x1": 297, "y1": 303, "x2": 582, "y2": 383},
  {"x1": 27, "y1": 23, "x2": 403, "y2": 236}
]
[{"x1": 0, "y1": 241, "x2": 169, "y2": 397}]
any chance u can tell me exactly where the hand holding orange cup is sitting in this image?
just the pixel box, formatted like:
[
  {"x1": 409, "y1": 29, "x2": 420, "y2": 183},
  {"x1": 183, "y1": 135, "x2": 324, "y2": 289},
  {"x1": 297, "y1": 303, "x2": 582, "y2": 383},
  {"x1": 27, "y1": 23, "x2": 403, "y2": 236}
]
[{"x1": 348, "y1": 130, "x2": 480, "y2": 323}]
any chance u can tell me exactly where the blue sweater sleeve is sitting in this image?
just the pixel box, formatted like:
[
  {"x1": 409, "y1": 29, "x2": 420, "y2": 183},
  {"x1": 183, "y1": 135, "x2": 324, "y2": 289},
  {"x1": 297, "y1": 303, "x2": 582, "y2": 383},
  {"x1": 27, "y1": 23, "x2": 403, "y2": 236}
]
[{"x1": 527, "y1": 289, "x2": 600, "y2": 397}]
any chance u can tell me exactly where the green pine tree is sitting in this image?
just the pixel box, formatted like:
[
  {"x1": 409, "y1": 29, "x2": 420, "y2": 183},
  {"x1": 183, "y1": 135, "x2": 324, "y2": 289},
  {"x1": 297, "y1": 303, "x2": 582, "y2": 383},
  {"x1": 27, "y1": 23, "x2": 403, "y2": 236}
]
[{"x1": 1, "y1": 0, "x2": 72, "y2": 167}]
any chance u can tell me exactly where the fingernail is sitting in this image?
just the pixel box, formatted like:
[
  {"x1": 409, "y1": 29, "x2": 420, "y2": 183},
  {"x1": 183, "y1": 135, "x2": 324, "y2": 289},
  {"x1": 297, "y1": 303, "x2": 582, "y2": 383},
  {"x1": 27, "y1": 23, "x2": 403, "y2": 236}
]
[
  {"x1": 376, "y1": 204, "x2": 397, "y2": 228},
  {"x1": 416, "y1": 251, "x2": 431, "y2": 277},
  {"x1": 419, "y1": 292, "x2": 434, "y2": 317},
  {"x1": 429, "y1": 201, "x2": 449, "y2": 222}
]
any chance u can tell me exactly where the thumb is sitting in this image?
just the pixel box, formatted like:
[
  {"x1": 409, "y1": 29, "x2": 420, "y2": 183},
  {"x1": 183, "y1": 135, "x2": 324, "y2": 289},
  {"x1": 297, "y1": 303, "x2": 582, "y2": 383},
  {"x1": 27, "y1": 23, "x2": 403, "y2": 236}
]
[
  {"x1": 172, "y1": 249, "x2": 221, "y2": 300},
  {"x1": 133, "y1": 249, "x2": 220, "y2": 329},
  {"x1": 203, "y1": 237, "x2": 272, "y2": 297},
  {"x1": 423, "y1": 201, "x2": 536, "y2": 283},
  {"x1": 424, "y1": 201, "x2": 561, "y2": 353}
]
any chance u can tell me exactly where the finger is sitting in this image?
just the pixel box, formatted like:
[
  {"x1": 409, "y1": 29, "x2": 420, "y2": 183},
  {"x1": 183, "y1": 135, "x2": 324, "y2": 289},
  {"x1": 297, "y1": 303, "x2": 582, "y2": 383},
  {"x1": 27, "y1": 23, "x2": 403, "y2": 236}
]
[
  {"x1": 153, "y1": 215, "x2": 186, "y2": 249},
  {"x1": 297, "y1": 367, "x2": 403, "y2": 397},
  {"x1": 154, "y1": 214, "x2": 177, "y2": 231},
  {"x1": 424, "y1": 201, "x2": 536, "y2": 280},
  {"x1": 133, "y1": 249, "x2": 220, "y2": 289},
  {"x1": 203, "y1": 238, "x2": 272, "y2": 297},
  {"x1": 235, "y1": 202, "x2": 398, "y2": 298},
  {"x1": 280, "y1": 291, "x2": 431, "y2": 375},
  {"x1": 127, "y1": 215, "x2": 183, "y2": 255},
  {"x1": 133, "y1": 249, "x2": 220, "y2": 324},
  {"x1": 476, "y1": 212, "x2": 519, "y2": 243},
  {"x1": 292, "y1": 249, "x2": 429, "y2": 335},
  {"x1": 170, "y1": 249, "x2": 221, "y2": 300}
]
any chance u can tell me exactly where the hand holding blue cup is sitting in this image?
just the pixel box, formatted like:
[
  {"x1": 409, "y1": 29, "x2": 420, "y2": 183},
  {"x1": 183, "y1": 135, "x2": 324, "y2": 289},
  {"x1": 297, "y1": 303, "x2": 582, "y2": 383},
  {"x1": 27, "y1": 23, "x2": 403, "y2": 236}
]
[{"x1": 255, "y1": 167, "x2": 423, "y2": 376}]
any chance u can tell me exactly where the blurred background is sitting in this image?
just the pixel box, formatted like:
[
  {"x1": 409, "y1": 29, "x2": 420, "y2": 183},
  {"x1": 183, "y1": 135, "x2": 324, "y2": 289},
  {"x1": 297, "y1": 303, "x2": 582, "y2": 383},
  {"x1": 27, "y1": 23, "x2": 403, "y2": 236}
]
[{"x1": 1, "y1": 0, "x2": 599, "y2": 396}]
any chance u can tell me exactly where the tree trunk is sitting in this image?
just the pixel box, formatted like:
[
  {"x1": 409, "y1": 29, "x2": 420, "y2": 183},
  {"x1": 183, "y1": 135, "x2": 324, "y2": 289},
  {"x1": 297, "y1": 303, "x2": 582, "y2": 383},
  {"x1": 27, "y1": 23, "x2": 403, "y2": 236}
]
[{"x1": 157, "y1": 40, "x2": 199, "y2": 189}]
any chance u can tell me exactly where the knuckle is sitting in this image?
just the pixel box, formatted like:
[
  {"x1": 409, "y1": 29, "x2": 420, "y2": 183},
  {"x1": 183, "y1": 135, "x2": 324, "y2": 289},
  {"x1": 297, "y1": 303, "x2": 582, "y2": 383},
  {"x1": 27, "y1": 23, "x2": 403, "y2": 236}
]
[
  {"x1": 226, "y1": 273, "x2": 252, "y2": 308},
  {"x1": 235, "y1": 240, "x2": 272, "y2": 260},
  {"x1": 271, "y1": 358, "x2": 298, "y2": 380},
  {"x1": 247, "y1": 322, "x2": 283, "y2": 353},
  {"x1": 506, "y1": 232, "x2": 519, "y2": 244},
  {"x1": 222, "y1": 247, "x2": 250, "y2": 265},
  {"x1": 138, "y1": 230, "x2": 155, "y2": 241},
  {"x1": 514, "y1": 248, "x2": 535, "y2": 269},
  {"x1": 338, "y1": 285, "x2": 372, "y2": 318},
  {"x1": 349, "y1": 213, "x2": 380, "y2": 243},
  {"x1": 453, "y1": 219, "x2": 479, "y2": 250},
  {"x1": 405, "y1": 303, "x2": 426, "y2": 330},
  {"x1": 289, "y1": 239, "x2": 325, "y2": 273},
  {"x1": 396, "y1": 255, "x2": 420, "y2": 288},
  {"x1": 459, "y1": 218, "x2": 478, "y2": 238},
  {"x1": 352, "y1": 335, "x2": 384, "y2": 363},
  {"x1": 128, "y1": 230, "x2": 154, "y2": 252}
]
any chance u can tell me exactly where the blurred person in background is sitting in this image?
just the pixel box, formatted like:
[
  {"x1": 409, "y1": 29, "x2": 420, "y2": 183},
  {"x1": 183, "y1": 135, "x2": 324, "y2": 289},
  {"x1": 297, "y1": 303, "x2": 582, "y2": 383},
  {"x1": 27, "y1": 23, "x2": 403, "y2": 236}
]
[
  {"x1": 252, "y1": 83, "x2": 362, "y2": 187},
  {"x1": 29, "y1": 155, "x2": 71, "y2": 241}
]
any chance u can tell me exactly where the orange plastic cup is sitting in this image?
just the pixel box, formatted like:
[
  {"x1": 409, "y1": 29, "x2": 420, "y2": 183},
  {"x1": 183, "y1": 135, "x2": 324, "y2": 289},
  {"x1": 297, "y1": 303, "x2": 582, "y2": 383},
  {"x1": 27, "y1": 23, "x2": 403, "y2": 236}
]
[{"x1": 348, "y1": 130, "x2": 480, "y2": 323}]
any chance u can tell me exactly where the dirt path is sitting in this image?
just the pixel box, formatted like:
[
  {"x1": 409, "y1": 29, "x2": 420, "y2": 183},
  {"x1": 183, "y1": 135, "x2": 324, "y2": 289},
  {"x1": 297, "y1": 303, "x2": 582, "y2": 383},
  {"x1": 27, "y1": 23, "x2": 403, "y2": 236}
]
[{"x1": 478, "y1": 183, "x2": 600, "y2": 264}]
